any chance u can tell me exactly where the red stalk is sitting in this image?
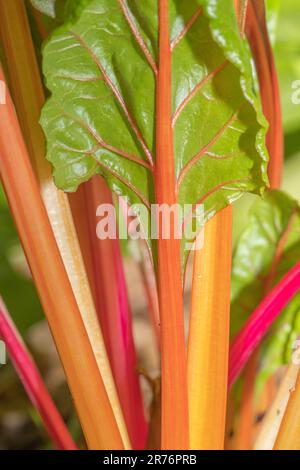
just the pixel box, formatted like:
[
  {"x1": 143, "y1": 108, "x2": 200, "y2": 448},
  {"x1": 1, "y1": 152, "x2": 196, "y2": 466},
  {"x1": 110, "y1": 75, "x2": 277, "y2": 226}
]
[
  {"x1": 236, "y1": 350, "x2": 259, "y2": 449},
  {"x1": 70, "y1": 176, "x2": 147, "y2": 449},
  {"x1": 245, "y1": 0, "x2": 283, "y2": 188},
  {"x1": 156, "y1": 0, "x2": 189, "y2": 449},
  {"x1": 0, "y1": 297, "x2": 76, "y2": 450},
  {"x1": 229, "y1": 261, "x2": 300, "y2": 388}
]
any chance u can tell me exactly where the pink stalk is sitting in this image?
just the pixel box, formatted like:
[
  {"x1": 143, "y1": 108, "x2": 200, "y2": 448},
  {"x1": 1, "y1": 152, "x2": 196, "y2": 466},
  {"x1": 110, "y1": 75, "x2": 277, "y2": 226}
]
[
  {"x1": 0, "y1": 297, "x2": 77, "y2": 450},
  {"x1": 229, "y1": 262, "x2": 300, "y2": 388}
]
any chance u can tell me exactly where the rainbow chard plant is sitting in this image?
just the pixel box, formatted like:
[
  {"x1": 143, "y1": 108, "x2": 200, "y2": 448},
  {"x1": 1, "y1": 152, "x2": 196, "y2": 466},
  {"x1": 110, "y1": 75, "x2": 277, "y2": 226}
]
[{"x1": 0, "y1": 0, "x2": 300, "y2": 451}]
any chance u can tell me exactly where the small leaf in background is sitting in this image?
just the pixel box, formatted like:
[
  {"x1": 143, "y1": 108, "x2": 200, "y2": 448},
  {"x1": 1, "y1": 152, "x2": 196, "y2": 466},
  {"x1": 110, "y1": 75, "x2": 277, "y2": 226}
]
[
  {"x1": 41, "y1": 0, "x2": 268, "y2": 270},
  {"x1": 274, "y1": 0, "x2": 300, "y2": 134},
  {"x1": 266, "y1": 0, "x2": 281, "y2": 45},
  {"x1": 283, "y1": 152, "x2": 300, "y2": 202},
  {"x1": 231, "y1": 190, "x2": 300, "y2": 388}
]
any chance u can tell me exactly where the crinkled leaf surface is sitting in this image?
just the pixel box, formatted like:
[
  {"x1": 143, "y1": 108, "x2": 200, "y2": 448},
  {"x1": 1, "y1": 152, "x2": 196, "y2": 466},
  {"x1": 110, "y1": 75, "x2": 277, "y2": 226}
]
[
  {"x1": 41, "y1": 0, "x2": 268, "y2": 268},
  {"x1": 231, "y1": 190, "x2": 300, "y2": 388}
]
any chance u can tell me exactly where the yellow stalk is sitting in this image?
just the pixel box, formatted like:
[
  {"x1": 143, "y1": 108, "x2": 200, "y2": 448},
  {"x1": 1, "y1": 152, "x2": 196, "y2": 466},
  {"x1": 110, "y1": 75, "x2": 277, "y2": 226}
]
[
  {"x1": 0, "y1": 0, "x2": 129, "y2": 448},
  {"x1": 188, "y1": 206, "x2": 232, "y2": 449}
]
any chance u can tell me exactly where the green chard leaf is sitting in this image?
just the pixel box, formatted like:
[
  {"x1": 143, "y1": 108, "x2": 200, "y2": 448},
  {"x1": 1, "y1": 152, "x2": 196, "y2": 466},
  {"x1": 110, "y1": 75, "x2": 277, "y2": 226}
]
[
  {"x1": 231, "y1": 190, "x2": 300, "y2": 388},
  {"x1": 41, "y1": 0, "x2": 268, "y2": 268}
]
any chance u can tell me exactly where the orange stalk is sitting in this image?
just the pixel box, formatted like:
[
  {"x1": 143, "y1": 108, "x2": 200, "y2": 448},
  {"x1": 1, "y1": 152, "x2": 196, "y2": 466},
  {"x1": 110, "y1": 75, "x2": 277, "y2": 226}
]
[
  {"x1": 188, "y1": 206, "x2": 232, "y2": 449},
  {"x1": 0, "y1": 69, "x2": 123, "y2": 449},
  {"x1": 236, "y1": 350, "x2": 258, "y2": 450},
  {"x1": 0, "y1": 0, "x2": 44, "y2": 175},
  {"x1": 155, "y1": 0, "x2": 189, "y2": 450},
  {"x1": 0, "y1": 0, "x2": 129, "y2": 447}
]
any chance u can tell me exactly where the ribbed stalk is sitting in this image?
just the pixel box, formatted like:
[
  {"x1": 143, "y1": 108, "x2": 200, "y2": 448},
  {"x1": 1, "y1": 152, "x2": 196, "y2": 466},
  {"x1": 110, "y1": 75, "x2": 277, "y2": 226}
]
[
  {"x1": 156, "y1": 0, "x2": 189, "y2": 450},
  {"x1": 188, "y1": 207, "x2": 232, "y2": 449},
  {"x1": 235, "y1": 350, "x2": 258, "y2": 450}
]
